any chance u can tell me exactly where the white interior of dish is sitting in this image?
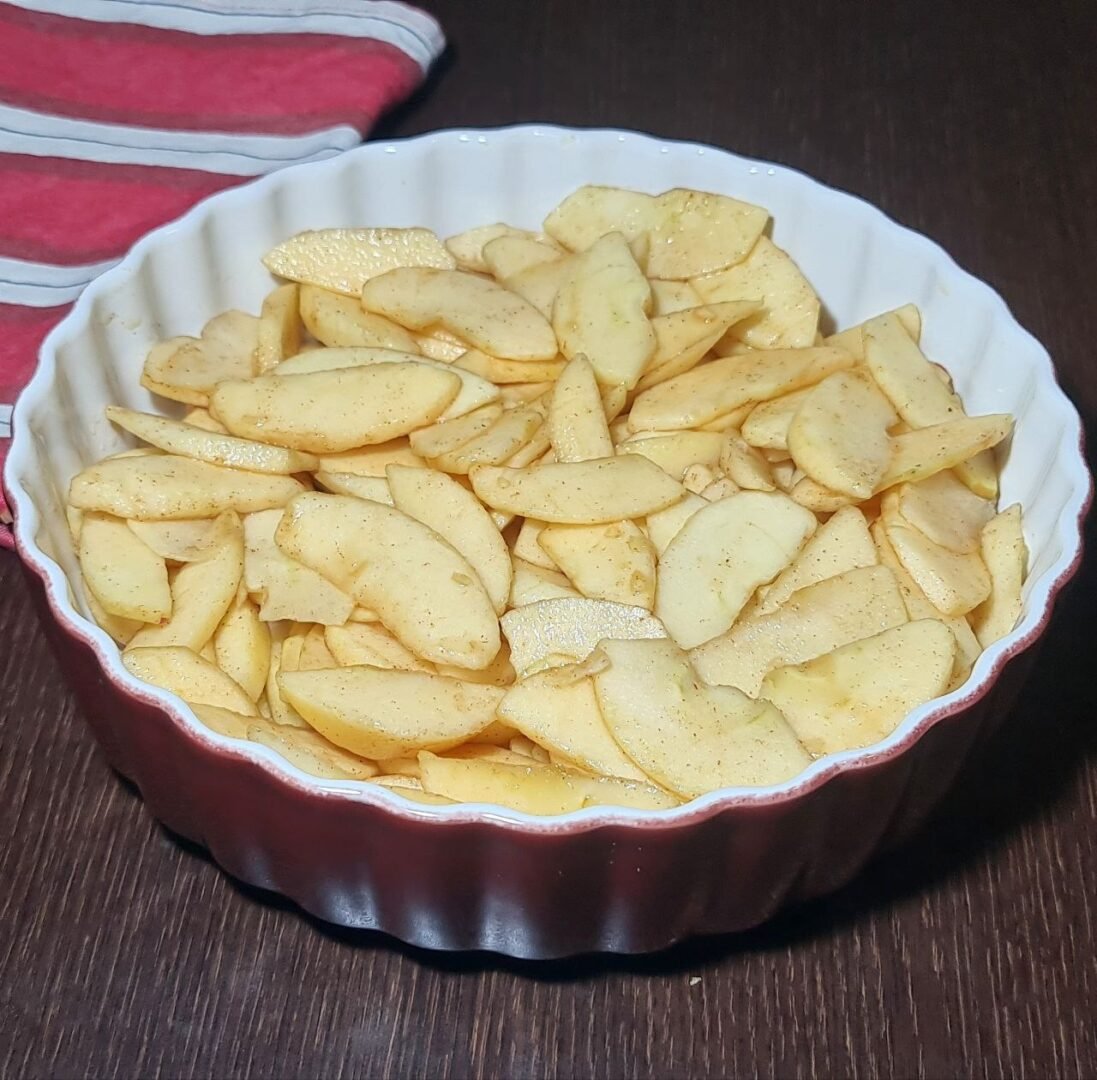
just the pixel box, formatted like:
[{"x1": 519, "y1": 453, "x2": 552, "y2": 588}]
[{"x1": 7, "y1": 126, "x2": 1089, "y2": 826}]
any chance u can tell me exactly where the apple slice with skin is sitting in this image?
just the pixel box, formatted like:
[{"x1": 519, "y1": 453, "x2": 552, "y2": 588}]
[
  {"x1": 592, "y1": 638, "x2": 811, "y2": 798},
  {"x1": 278, "y1": 666, "x2": 503, "y2": 760},
  {"x1": 760, "y1": 619, "x2": 955, "y2": 756},
  {"x1": 656, "y1": 491, "x2": 817, "y2": 649},
  {"x1": 361, "y1": 267, "x2": 558, "y2": 361},
  {"x1": 276, "y1": 493, "x2": 500, "y2": 670}
]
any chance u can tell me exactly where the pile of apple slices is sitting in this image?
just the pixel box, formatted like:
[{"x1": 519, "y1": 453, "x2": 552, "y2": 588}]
[{"x1": 64, "y1": 183, "x2": 1027, "y2": 814}]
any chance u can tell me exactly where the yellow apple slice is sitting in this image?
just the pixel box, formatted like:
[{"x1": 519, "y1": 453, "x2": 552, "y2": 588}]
[
  {"x1": 276, "y1": 493, "x2": 500, "y2": 669},
  {"x1": 78, "y1": 511, "x2": 171, "y2": 623},
  {"x1": 787, "y1": 368, "x2": 898, "y2": 498},
  {"x1": 246, "y1": 717, "x2": 378, "y2": 781},
  {"x1": 314, "y1": 471, "x2": 393, "y2": 504},
  {"x1": 691, "y1": 565, "x2": 908, "y2": 695},
  {"x1": 635, "y1": 301, "x2": 762, "y2": 391},
  {"x1": 656, "y1": 491, "x2": 817, "y2": 648},
  {"x1": 825, "y1": 304, "x2": 921, "y2": 359},
  {"x1": 552, "y1": 231, "x2": 655, "y2": 389},
  {"x1": 877, "y1": 415, "x2": 1012, "y2": 491},
  {"x1": 896, "y1": 470, "x2": 996, "y2": 554},
  {"x1": 538, "y1": 519, "x2": 656, "y2": 610},
  {"x1": 969, "y1": 505, "x2": 1027, "y2": 647},
  {"x1": 127, "y1": 511, "x2": 243, "y2": 652},
  {"x1": 211, "y1": 364, "x2": 460, "y2": 453},
  {"x1": 691, "y1": 236, "x2": 819, "y2": 349},
  {"x1": 278, "y1": 666, "x2": 503, "y2": 759},
  {"x1": 481, "y1": 232, "x2": 563, "y2": 278},
  {"x1": 509, "y1": 558, "x2": 581, "y2": 605},
  {"x1": 883, "y1": 517, "x2": 991, "y2": 617},
  {"x1": 426, "y1": 406, "x2": 544, "y2": 474},
  {"x1": 501, "y1": 596, "x2": 668, "y2": 677},
  {"x1": 123, "y1": 645, "x2": 259, "y2": 716},
  {"x1": 470, "y1": 455, "x2": 685, "y2": 524},
  {"x1": 298, "y1": 283, "x2": 420, "y2": 352},
  {"x1": 547, "y1": 354, "x2": 615, "y2": 462},
  {"x1": 718, "y1": 430, "x2": 776, "y2": 491},
  {"x1": 617, "y1": 431, "x2": 725, "y2": 480},
  {"x1": 445, "y1": 223, "x2": 537, "y2": 272},
  {"x1": 105, "y1": 406, "x2": 318, "y2": 474},
  {"x1": 317, "y1": 438, "x2": 425, "y2": 477},
  {"x1": 361, "y1": 267, "x2": 557, "y2": 361},
  {"x1": 644, "y1": 491, "x2": 708, "y2": 556},
  {"x1": 242, "y1": 508, "x2": 355, "y2": 626},
  {"x1": 498, "y1": 668, "x2": 649, "y2": 780},
  {"x1": 755, "y1": 505, "x2": 877, "y2": 615},
  {"x1": 407, "y1": 402, "x2": 504, "y2": 460},
  {"x1": 593, "y1": 638, "x2": 811, "y2": 798},
  {"x1": 451, "y1": 349, "x2": 566, "y2": 385},
  {"x1": 254, "y1": 282, "x2": 301, "y2": 371},
  {"x1": 272, "y1": 345, "x2": 499, "y2": 421},
  {"x1": 628, "y1": 346, "x2": 853, "y2": 432},
  {"x1": 213, "y1": 589, "x2": 270, "y2": 701},
  {"x1": 263, "y1": 227, "x2": 455, "y2": 295},
  {"x1": 126, "y1": 517, "x2": 220, "y2": 563},
  {"x1": 323, "y1": 621, "x2": 435, "y2": 673},
  {"x1": 760, "y1": 619, "x2": 955, "y2": 756},
  {"x1": 739, "y1": 386, "x2": 815, "y2": 450},
  {"x1": 386, "y1": 463, "x2": 512, "y2": 614},
  {"x1": 69, "y1": 454, "x2": 304, "y2": 520}
]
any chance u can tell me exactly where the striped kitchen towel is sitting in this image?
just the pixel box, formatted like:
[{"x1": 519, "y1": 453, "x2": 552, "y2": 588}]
[{"x1": 0, "y1": 0, "x2": 445, "y2": 549}]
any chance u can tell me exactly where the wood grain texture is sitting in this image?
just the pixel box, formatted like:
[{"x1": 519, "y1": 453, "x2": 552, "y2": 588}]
[{"x1": 3, "y1": 0, "x2": 1097, "y2": 1076}]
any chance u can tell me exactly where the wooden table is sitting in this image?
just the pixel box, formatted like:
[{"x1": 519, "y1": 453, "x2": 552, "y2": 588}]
[{"x1": 3, "y1": 1, "x2": 1096, "y2": 1076}]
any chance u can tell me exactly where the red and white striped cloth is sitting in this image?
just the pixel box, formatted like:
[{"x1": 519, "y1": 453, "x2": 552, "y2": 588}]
[{"x1": 0, "y1": 0, "x2": 445, "y2": 549}]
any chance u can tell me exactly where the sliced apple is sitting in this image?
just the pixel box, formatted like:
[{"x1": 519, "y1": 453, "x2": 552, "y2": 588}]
[
  {"x1": 969, "y1": 505, "x2": 1027, "y2": 647},
  {"x1": 498, "y1": 668, "x2": 649, "y2": 780},
  {"x1": 760, "y1": 619, "x2": 955, "y2": 756},
  {"x1": 592, "y1": 638, "x2": 810, "y2": 798},
  {"x1": 877, "y1": 415, "x2": 1012, "y2": 491},
  {"x1": 481, "y1": 233, "x2": 563, "y2": 278},
  {"x1": 896, "y1": 470, "x2": 996, "y2": 554},
  {"x1": 407, "y1": 402, "x2": 504, "y2": 460},
  {"x1": 552, "y1": 231, "x2": 655, "y2": 390},
  {"x1": 547, "y1": 354, "x2": 615, "y2": 462},
  {"x1": 213, "y1": 589, "x2": 270, "y2": 701},
  {"x1": 883, "y1": 516, "x2": 991, "y2": 617},
  {"x1": 272, "y1": 345, "x2": 499, "y2": 421},
  {"x1": 426, "y1": 406, "x2": 544, "y2": 474},
  {"x1": 656, "y1": 491, "x2": 817, "y2": 648},
  {"x1": 78, "y1": 512, "x2": 171, "y2": 623},
  {"x1": 361, "y1": 267, "x2": 557, "y2": 361},
  {"x1": 242, "y1": 508, "x2": 355, "y2": 626},
  {"x1": 318, "y1": 438, "x2": 426, "y2": 477},
  {"x1": 644, "y1": 491, "x2": 708, "y2": 556},
  {"x1": 278, "y1": 666, "x2": 503, "y2": 759},
  {"x1": 105, "y1": 406, "x2": 318, "y2": 474},
  {"x1": 501, "y1": 596, "x2": 668, "y2": 677},
  {"x1": 538, "y1": 519, "x2": 656, "y2": 610},
  {"x1": 298, "y1": 283, "x2": 420, "y2": 352},
  {"x1": 629, "y1": 346, "x2": 853, "y2": 432},
  {"x1": 263, "y1": 227, "x2": 455, "y2": 296},
  {"x1": 323, "y1": 621, "x2": 435, "y2": 673},
  {"x1": 211, "y1": 364, "x2": 460, "y2": 453},
  {"x1": 509, "y1": 558, "x2": 581, "y2": 605},
  {"x1": 276, "y1": 493, "x2": 500, "y2": 669},
  {"x1": 314, "y1": 471, "x2": 393, "y2": 504},
  {"x1": 445, "y1": 222, "x2": 537, "y2": 272},
  {"x1": 123, "y1": 645, "x2": 259, "y2": 716},
  {"x1": 787, "y1": 369, "x2": 898, "y2": 498},
  {"x1": 825, "y1": 304, "x2": 921, "y2": 360},
  {"x1": 452, "y1": 349, "x2": 566, "y2": 385},
  {"x1": 691, "y1": 236, "x2": 819, "y2": 349},
  {"x1": 691, "y1": 565, "x2": 908, "y2": 695},
  {"x1": 386, "y1": 463, "x2": 512, "y2": 614},
  {"x1": 254, "y1": 282, "x2": 301, "y2": 371},
  {"x1": 755, "y1": 505, "x2": 877, "y2": 615},
  {"x1": 470, "y1": 455, "x2": 685, "y2": 524},
  {"x1": 617, "y1": 431, "x2": 725, "y2": 480},
  {"x1": 740, "y1": 386, "x2": 815, "y2": 450},
  {"x1": 718, "y1": 431, "x2": 776, "y2": 491}
]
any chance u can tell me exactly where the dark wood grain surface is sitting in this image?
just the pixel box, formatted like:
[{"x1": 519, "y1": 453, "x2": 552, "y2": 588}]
[{"x1": 4, "y1": 1, "x2": 1097, "y2": 1076}]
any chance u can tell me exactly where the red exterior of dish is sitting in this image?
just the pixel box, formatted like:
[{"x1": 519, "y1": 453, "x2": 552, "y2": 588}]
[{"x1": 18, "y1": 549, "x2": 1045, "y2": 959}]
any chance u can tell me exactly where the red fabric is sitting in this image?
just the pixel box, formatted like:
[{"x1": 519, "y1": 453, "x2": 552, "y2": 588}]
[
  {"x1": 0, "y1": 1, "x2": 441, "y2": 549},
  {"x1": 0, "y1": 155, "x2": 242, "y2": 265}
]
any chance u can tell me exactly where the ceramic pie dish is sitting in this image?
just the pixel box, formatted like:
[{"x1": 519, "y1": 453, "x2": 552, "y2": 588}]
[{"x1": 4, "y1": 126, "x2": 1089, "y2": 959}]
